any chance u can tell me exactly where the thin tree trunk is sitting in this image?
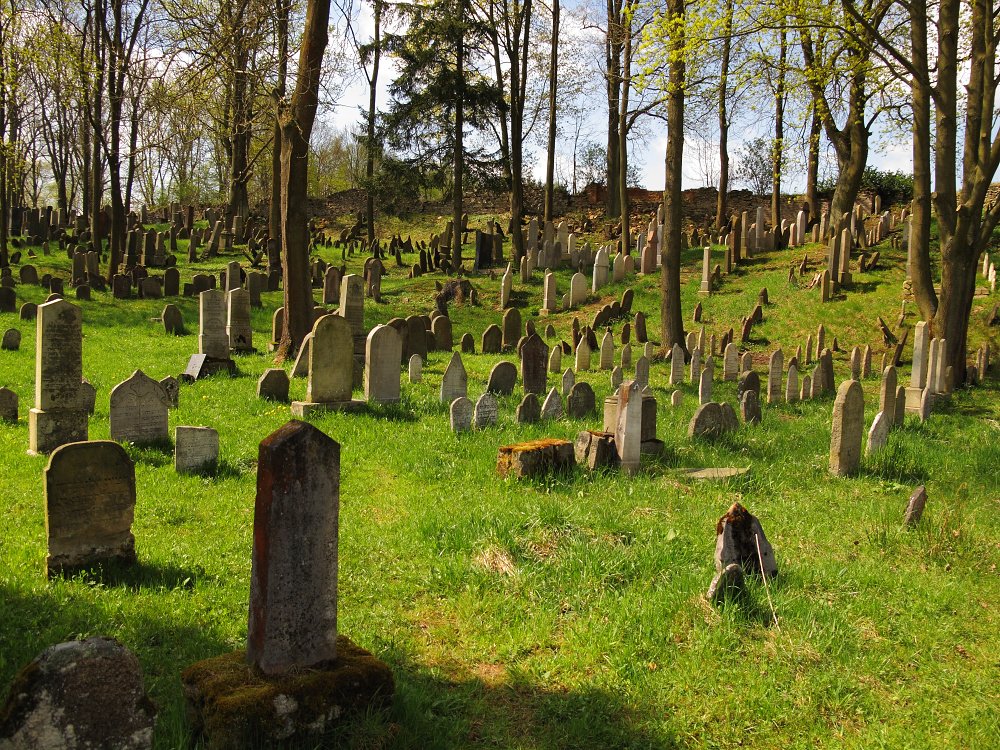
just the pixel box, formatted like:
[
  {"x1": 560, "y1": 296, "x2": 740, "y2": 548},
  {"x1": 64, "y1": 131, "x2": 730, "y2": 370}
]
[
  {"x1": 269, "y1": 0, "x2": 289, "y2": 270},
  {"x1": 544, "y1": 0, "x2": 558, "y2": 223},
  {"x1": 715, "y1": 0, "x2": 733, "y2": 230},
  {"x1": 452, "y1": 7, "x2": 464, "y2": 269},
  {"x1": 618, "y1": 5, "x2": 631, "y2": 256},
  {"x1": 278, "y1": 0, "x2": 331, "y2": 357},
  {"x1": 771, "y1": 24, "x2": 785, "y2": 231},
  {"x1": 365, "y1": 0, "x2": 382, "y2": 246},
  {"x1": 909, "y1": 0, "x2": 935, "y2": 321},
  {"x1": 660, "y1": 0, "x2": 685, "y2": 352}
]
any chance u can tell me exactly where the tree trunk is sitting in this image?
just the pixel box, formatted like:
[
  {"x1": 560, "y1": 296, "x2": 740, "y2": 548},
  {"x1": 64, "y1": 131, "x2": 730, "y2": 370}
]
[
  {"x1": 805, "y1": 102, "x2": 820, "y2": 222},
  {"x1": 544, "y1": 0, "x2": 558, "y2": 224},
  {"x1": 452, "y1": 12, "x2": 464, "y2": 268},
  {"x1": 618, "y1": 6, "x2": 631, "y2": 257},
  {"x1": 278, "y1": 0, "x2": 331, "y2": 358},
  {"x1": 715, "y1": 0, "x2": 733, "y2": 230},
  {"x1": 605, "y1": 0, "x2": 622, "y2": 219},
  {"x1": 269, "y1": 0, "x2": 289, "y2": 270},
  {"x1": 770, "y1": 25, "x2": 785, "y2": 230},
  {"x1": 660, "y1": 0, "x2": 685, "y2": 353},
  {"x1": 908, "y1": 0, "x2": 935, "y2": 322},
  {"x1": 365, "y1": 0, "x2": 382, "y2": 245}
]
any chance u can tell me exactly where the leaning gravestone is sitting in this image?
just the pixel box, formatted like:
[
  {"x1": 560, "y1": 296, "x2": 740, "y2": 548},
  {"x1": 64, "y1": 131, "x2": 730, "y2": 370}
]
[
  {"x1": 29, "y1": 299, "x2": 88, "y2": 454},
  {"x1": 174, "y1": 426, "x2": 219, "y2": 473},
  {"x1": 44, "y1": 440, "x2": 136, "y2": 577},
  {"x1": 109, "y1": 370, "x2": 170, "y2": 445},
  {"x1": 0, "y1": 637, "x2": 155, "y2": 750},
  {"x1": 257, "y1": 368, "x2": 290, "y2": 402}
]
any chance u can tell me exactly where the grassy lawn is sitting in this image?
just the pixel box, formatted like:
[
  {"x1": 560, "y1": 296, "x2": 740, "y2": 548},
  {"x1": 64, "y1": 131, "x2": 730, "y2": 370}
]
[{"x1": 1, "y1": 215, "x2": 998, "y2": 748}]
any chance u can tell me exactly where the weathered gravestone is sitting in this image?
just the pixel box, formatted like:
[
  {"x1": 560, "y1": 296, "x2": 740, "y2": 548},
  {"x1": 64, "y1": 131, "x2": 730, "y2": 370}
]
[
  {"x1": 174, "y1": 426, "x2": 220, "y2": 473},
  {"x1": 44, "y1": 440, "x2": 136, "y2": 577},
  {"x1": 515, "y1": 392, "x2": 540, "y2": 424},
  {"x1": 180, "y1": 420, "x2": 393, "y2": 748},
  {"x1": 0, "y1": 386, "x2": 17, "y2": 422},
  {"x1": 450, "y1": 396, "x2": 473, "y2": 432},
  {"x1": 364, "y1": 324, "x2": 402, "y2": 404},
  {"x1": 707, "y1": 502, "x2": 777, "y2": 604},
  {"x1": 440, "y1": 352, "x2": 468, "y2": 403},
  {"x1": 567, "y1": 381, "x2": 596, "y2": 418},
  {"x1": 1, "y1": 328, "x2": 20, "y2": 350},
  {"x1": 473, "y1": 393, "x2": 499, "y2": 429},
  {"x1": 29, "y1": 299, "x2": 88, "y2": 455},
  {"x1": 226, "y1": 288, "x2": 253, "y2": 352},
  {"x1": 109, "y1": 370, "x2": 170, "y2": 445},
  {"x1": 0, "y1": 637, "x2": 155, "y2": 750},
  {"x1": 481, "y1": 324, "x2": 502, "y2": 354},
  {"x1": 829, "y1": 380, "x2": 864, "y2": 476},
  {"x1": 257, "y1": 368, "x2": 290, "y2": 402},
  {"x1": 292, "y1": 315, "x2": 362, "y2": 416},
  {"x1": 408, "y1": 354, "x2": 422, "y2": 383},
  {"x1": 615, "y1": 380, "x2": 642, "y2": 474},
  {"x1": 487, "y1": 361, "x2": 518, "y2": 395},
  {"x1": 162, "y1": 304, "x2": 183, "y2": 335},
  {"x1": 520, "y1": 333, "x2": 548, "y2": 394}
]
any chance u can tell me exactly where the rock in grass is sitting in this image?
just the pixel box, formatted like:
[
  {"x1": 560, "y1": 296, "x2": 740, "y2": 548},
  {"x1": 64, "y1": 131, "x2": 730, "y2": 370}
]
[
  {"x1": 714, "y1": 502, "x2": 777, "y2": 578},
  {"x1": 0, "y1": 637, "x2": 156, "y2": 749}
]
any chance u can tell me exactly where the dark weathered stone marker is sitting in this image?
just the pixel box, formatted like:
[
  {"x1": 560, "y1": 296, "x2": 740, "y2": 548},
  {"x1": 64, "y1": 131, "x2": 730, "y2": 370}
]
[{"x1": 248, "y1": 420, "x2": 340, "y2": 675}]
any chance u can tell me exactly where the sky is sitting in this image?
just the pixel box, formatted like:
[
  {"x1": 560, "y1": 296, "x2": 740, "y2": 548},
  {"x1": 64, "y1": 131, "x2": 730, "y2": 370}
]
[{"x1": 321, "y1": 0, "x2": 915, "y2": 196}]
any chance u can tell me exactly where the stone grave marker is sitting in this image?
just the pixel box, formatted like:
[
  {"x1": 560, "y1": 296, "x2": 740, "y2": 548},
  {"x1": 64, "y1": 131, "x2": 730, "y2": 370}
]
[
  {"x1": 44, "y1": 440, "x2": 136, "y2": 577},
  {"x1": 567, "y1": 381, "x2": 596, "y2": 418},
  {"x1": 175, "y1": 426, "x2": 219, "y2": 473},
  {"x1": 450, "y1": 396, "x2": 473, "y2": 432},
  {"x1": 440, "y1": 352, "x2": 468, "y2": 403},
  {"x1": 829, "y1": 380, "x2": 864, "y2": 476},
  {"x1": 110, "y1": 370, "x2": 170, "y2": 445},
  {"x1": 541, "y1": 387, "x2": 563, "y2": 420},
  {"x1": 30, "y1": 299, "x2": 87, "y2": 454},
  {"x1": 473, "y1": 393, "x2": 499, "y2": 428},
  {"x1": 364, "y1": 325, "x2": 402, "y2": 404},
  {"x1": 258, "y1": 368, "x2": 290, "y2": 402}
]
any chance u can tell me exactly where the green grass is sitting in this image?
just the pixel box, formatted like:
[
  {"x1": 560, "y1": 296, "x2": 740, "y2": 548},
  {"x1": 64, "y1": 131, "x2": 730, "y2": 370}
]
[{"x1": 0, "y1": 216, "x2": 999, "y2": 749}]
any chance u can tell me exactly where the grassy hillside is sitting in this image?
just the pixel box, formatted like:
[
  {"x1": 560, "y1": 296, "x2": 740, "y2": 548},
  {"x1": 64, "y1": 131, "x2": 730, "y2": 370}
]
[{"x1": 0, "y1": 214, "x2": 998, "y2": 748}]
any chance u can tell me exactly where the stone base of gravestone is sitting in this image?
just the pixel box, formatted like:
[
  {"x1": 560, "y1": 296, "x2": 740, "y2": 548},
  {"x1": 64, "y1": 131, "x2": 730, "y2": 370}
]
[
  {"x1": 290, "y1": 399, "x2": 366, "y2": 418},
  {"x1": 496, "y1": 439, "x2": 574, "y2": 479},
  {"x1": 28, "y1": 407, "x2": 88, "y2": 455},
  {"x1": 573, "y1": 431, "x2": 619, "y2": 470},
  {"x1": 181, "y1": 637, "x2": 393, "y2": 750},
  {"x1": 640, "y1": 438, "x2": 665, "y2": 456}
]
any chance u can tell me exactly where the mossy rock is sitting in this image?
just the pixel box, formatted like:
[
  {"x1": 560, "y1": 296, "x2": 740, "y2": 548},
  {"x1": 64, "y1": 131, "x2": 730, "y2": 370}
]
[{"x1": 181, "y1": 636, "x2": 393, "y2": 750}]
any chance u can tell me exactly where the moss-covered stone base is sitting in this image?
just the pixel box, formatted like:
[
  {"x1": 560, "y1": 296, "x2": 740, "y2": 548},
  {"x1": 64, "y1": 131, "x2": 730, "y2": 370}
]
[{"x1": 181, "y1": 636, "x2": 393, "y2": 750}]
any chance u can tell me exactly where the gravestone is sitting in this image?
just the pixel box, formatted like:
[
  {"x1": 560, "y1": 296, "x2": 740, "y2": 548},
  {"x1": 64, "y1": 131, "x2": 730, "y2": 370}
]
[
  {"x1": 575, "y1": 338, "x2": 591, "y2": 371},
  {"x1": 0, "y1": 386, "x2": 16, "y2": 422},
  {"x1": 292, "y1": 315, "x2": 361, "y2": 416},
  {"x1": 482, "y1": 324, "x2": 502, "y2": 354},
  {"x1": 440, "y1": 352, "x2": 468, "y2": 403},
  {"x1": 541, "y1": 387, "x2": 563, "y2": 419},
  {"x1": 670, "y1": 343, "x2": 684, "y2": 385},
  {"x1": 904, "y1": 486, "x2": 927, "y2": 526},
  {"x1": 339, "y1": 274, "x2": 365, "y2": 337},
  {"x1": 364, "y1": 325, "x2": 402, "y2": 404},
  {"x1": 615, "y1": 380, "x2": 642, "y2": 474},
  {"x1": 110, "y1": 370, "x2": 170, "y2": 445},
  {"x1": 460, "y1": 333, "x2": 475, "y2": 354},
  {"x1": 515, "y1": 392, "x2": 541, "y2": 424},
  {"x1": 473, "y1": 393, "x2": 499, "y2": 428},
  {"x1": 866, "y1": 411, "x2": 889, "y2": 454},
  {"x1": 1, "y1": 328, "x2": 20, "y2": 350},
  {"x1": 432, "y1": 316, "x2": 453, "y2": 351},
  {"x1": 502, "y1": 308, "x2": 521, "y2": 351},
  {"x1": 450, "y1": 396, "x2": 473, "y2": 432},
  {"x1": 567, "y1": 381, "x2": 596, "y2": 418},
  {"x1": 520, "y1": 334, "x2": 548, "y2": 394},
  {"x1": 487, "y1": 361, "x2": 518, "y2": 395},
  {"x1": 162, "y1": 304, "x2": 183, "y2": 335},
  {"x1": 257, "y1": 368, "x2": 290, "y2": 402},
  {"x1": 247, "y1": 421, "x2": 340, "y2": 674},
  {"x1": 767, "y1": 349, "x2": 783, "y2": 403},
  {"x1": 740, "y1": 391, "x2": 761, "y2": 425},
  {"x1": 198, "y1": 289, "x2": 229, "y2": 359},
  {"x1": 226, "y1": 288, "x2": 253, "y2": 351},
  {"x1": 786, "y1": 363, "x2": 799, "y2": 402},
  {"x1": 29, "y1": 299, "x2": 88, "y2": 454},
  {"x1": 44, "y1": 440, "x2": 136, "y2": 577},
  {"x1": 175, "y1": 426, "x2": 219, "y2": 473},
  {"x1": 408, "y1": 354, "x2": 422, "y2": 383},
  {"x1": 829, "y1": 380, "x2": 864, "y2": 476}
]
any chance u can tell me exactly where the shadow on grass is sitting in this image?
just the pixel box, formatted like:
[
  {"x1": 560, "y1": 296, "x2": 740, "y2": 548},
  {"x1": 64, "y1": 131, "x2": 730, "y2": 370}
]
[
  {"x1": 65, "y1": 558, "x2": 202, "y2": 591},
  {"x1": 314, "y1": 646, "x2": 682, "y2": 750}
]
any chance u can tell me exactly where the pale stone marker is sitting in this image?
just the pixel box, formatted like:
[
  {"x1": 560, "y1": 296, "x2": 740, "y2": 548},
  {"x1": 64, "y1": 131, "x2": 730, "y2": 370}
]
[
  {"x1": 44, "y1": 440, "x2": 136, "y2": 577},
  {"x1": 541, "y1": 387, "x2": 564, "y2": 419},
  {"x1": 247, "y1": 421, "x2": 340, "y2": 675},
  {"x1": 670, "y1": 343, "x2": 684, "y2": 385},
  {"x1": 699, "y1": 367, "x2": 712, "y2": 404},
  {"x1": 482, "y1": 324, "x2": 502, "y2": 354},
  {"x1": 291, "y1": 333, "x2": 312, "y2": 378},
  {"x1": 408, "y1": 354, "x2": 423, "y2": 383},
  {"x1": 562, "y1": 367, "x2": 575, "y2": 397},
  {"x1": 600, "y1": 330, "x2": 614, "y2": 370},
  {"x1": 575, "y1": 337, "x2": 591, "y2": 371},
  {"x1": 175, "y1": 426, "x2": 219, "y2": 473},
  {"x1": 473, "y1": 393, "x2": 499, "y2": 428},
  {"x1": 866, "y1": 412, "x2": 889, "y2": 455},
  {"x1": 198, "y1": 289, "x2": 229, "y2": 359},
  {"x1": 450, "y1": 397, "x2": 473, "y2": 432},
  {"x1": 292, "y1": 315, "x2": 359, "y2": 416},
  {"x1": 723, "y1": 343, "x2": 738, "y2": 382},
  {"x1": 364, "y1": 325, "x2": 402, "y2": 403},
  {"x1": 548, "y1": 344, "x2": 561, "y2": 372},
  {"x1": 339, "y1": 274, "x2": 365, "y2": 337},
  {"x1": 906, "y1": 321, "x2": 930, "y2": 411},
  {"x1": 29, "y1": 299, "x2": 88, "y2": 454},
  {"x1": 894, "y1": 385, "x2": 906, "y2": 426},
  {"x1": 226, "y1": 288, "x2": 253, "y2": 351},
  {"x1": 879, "y1": 366, "x2": 897, "y2": 427},
  {"x1": 615, "y1": 380, "x2": 642, "y2": 474},
  {"x1": 786, "y1": 363, "x2": 799, "y2": 402},
  {"x1": 829, "y1": 380, "x2": 864, "y2": 476},
  {"x1": 634, "y1": 355, "x2": 649, "y2": 388},
  {"x1": 440, "y1": 352, "x2": 468, "y2": 403},
  {"x1": 109, "y1": 370, "x2": 170, "y2": 445},
  {"x1": 767, "y1": 349, "x2": 783, "y2": 404}
]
